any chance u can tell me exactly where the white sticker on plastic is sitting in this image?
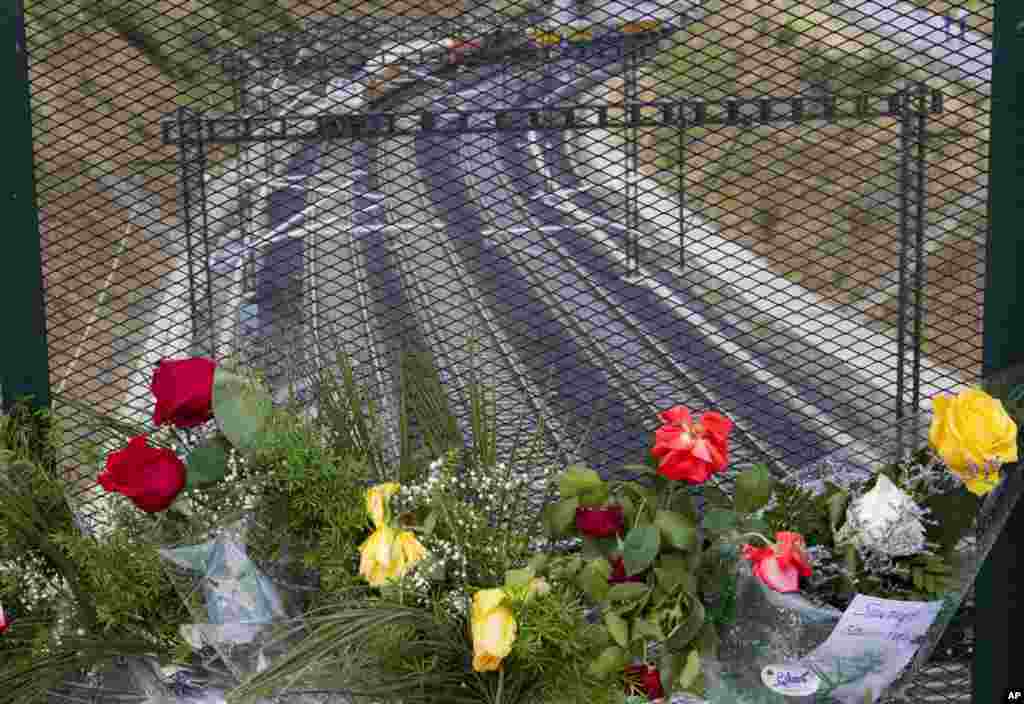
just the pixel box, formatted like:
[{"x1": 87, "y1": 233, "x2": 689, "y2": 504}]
[{"x1": 761, "y1": 664, "x2": 821, "y2": 696}]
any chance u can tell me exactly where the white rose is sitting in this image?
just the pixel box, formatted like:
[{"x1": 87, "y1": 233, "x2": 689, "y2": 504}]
[{"x1": 837, "y1": 474, "x2": 927, "y2": 557}]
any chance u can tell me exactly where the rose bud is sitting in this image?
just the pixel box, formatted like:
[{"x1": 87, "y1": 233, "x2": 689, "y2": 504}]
[
  {"x1": 608, "y1": 556, "x2": 647, "y2": 585},
  {"x1": 624, "y1": 663, "x2": 665, "y2": 700},
  {"x1": 575, "y1": 504, "x2": 625, "y2": 538}
]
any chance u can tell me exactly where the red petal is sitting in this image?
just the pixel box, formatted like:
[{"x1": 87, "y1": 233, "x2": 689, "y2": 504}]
[
  {"x1": 754, "y1": 556, "x2": 800, "y2": 592},
  {"x1": 653, "y1": 426, "x2": 692, "y2": 452},
  {"x1": 658, "y1": 406, "x2": 693, "y2": 427},
  {"x1": 699, "y1": 412, "x2": 733, "y2": 440}
]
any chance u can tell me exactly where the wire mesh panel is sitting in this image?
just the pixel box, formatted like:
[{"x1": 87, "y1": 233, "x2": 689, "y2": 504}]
[{"x1": 21, "y1": 0, "x2": 992, "y2": 700}]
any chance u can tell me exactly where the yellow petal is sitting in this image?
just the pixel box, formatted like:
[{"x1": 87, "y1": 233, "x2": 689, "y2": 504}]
[
  {"x1": 961, "y1": 465, "x2": 1002, "y2": 496},
  {"x1": 398, "y1": 531, "x2": 427, "y2": 564},
  {"x1": 359, "y1": 526, "x2": 398, "y2": 585},
  {"x1": 472, "y1": 588, "x2": 507, "y2": 620},
  {"x1": 366, "y1": 483, "x2": 401, "y2": 528},
  {"x1": 471, "y1": 606, "x2": 516, "y2": 672},
  {"x1": 473, "y1": 653, "x2": 504, "y2": 672}
]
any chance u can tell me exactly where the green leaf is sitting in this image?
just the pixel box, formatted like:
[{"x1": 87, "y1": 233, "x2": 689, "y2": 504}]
[
  {"x1": 828, "y1": 489, "x2": 850, "y2": 535},
  {"x1": 621, "y1": 463, "x2": 660, "y2": 476},
  {"x1": 619, "y1": 493, "x2": 637, "y2": 527},
  {"x1": 679, "y1": 649, "x2": 702, "y2": 688},
  {"x1": 693, "y1": 622, "x2": 720, "y2": 658},
  {"x1": 670, "y1": 491, "x2": 700, "y2": 523},
  {"x1": 655, "y1": 510, "x2": 698, "y2": 551},
  {"x1": 660, "y1": 652, "x2": 685, "y2": 697},
  {"x1": 701, "y1": 485, "x2": 732, "y2": 509},
  {"x1": 607, "y1": 582, "x2": 650, "y2": 602},
  {"x1": 211, "y1": 367, "x2": 274, "y2": 455},
  {"x1": 631, "y1": 613, "x2": 665, "y2": 641},
  {"x1": 184, "y1": 440, "x2": 228, "y2": 489},
  {"x1": 577, "y1": 558, "x2": 612, "y2": 602},
  {"x1": 543, "y1": 497, "x2": 580, "y2": 537},
  {"x1": 655, "y1": 564, "x2": 697, "y2": 595},
  {"x1": 589, "y1": 645, "x2": 629, "y2": 677},
  {"x1": 622, "y1": 524, "x2": 661, "y2": 576},
  {"x1": 579, "y1": 483, "x2": 610, "y2": 507},
  {"x1": 734, "y1": 464, "x2": 774, "y2": 513},
  {"x1": 703, "y1": 508, "x2": 739, "y2": 534},
  {"x1": 559, "y1": 465, "x2": 605, "y2": 499},
  {"x1": 604, "y1": 611, "x2": 630, "y2": 648},
  {"x1": 621, "y1": 481, "x2": 658, "y2": 521},
  {"x1": 505, "y1": 567, "x2": 534, "y2": 589},
  {"x1": 422, "y1": 510, "x2": 438, "y2": 536},
  {"x1": 667, "y1": 594, "x2": 705, "y2": 652},
  {"x1": 740, "y1": 516, "x2": 772, "y2": 536},
  {"x1": 528, "y1": 553, "x2": 549, "y2": 575},
  {"x1": 582, "y1": 535, "x2": 619, "y2": 559}
]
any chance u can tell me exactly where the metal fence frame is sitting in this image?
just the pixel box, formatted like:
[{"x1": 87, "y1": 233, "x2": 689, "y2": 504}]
[{"x1": 2, "y1": 1, "x2": 1022, "y2": 702}]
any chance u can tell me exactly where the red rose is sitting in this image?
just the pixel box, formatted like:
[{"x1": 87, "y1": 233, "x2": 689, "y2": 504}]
[
  {"x1": 625, "y1": 664, "x2": 665, "y2": 700},
  {"x1": 741, "y1": 531, "x2": 813, "y2": 593},
  {"x1": 151, "y1": 357, "x2": 217, "y2": 428},
  {"x1": 98, "y1": 435, "x2": 187, "y2": 513},
  {"x1": 0, "y1": 603, "x2": 9, "y2": 635},
  {"x1": 651, "y1": 406, "x2": 732, "y2": 483},
  {"x1": 575, "y1": 505, "x2": 625, "y2": 537},
  {"x1": 608, "y1": 556, "x2": 646, "y2": 584}
]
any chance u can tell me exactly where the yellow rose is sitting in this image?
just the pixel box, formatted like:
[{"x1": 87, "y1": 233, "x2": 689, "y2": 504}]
[
  {"x1": 366, "y1": 482, "x2": 401, "y2": 528},
  {"x1": 930, "y1": 388, "x2": 1019, "y2": 496},
  {"x1": 471, "y1": 589, "x2": 517, "y2": 672}
]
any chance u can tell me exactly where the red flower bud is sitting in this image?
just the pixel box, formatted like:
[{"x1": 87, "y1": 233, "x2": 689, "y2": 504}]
[
  {"x1": 624, "y1": 663, "x2": 665, "y2": 700},
  {"x1": 608, "y1": 556, "x2": 646, "y2": 584},
  {"x1": 575, "y1": 504, "x2": 625, "y2": 538}
]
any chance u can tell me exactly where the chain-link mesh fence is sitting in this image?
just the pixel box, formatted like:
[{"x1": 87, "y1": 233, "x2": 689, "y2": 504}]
[{"x1": 21, "y1": 0, "x2": 992, "y2": 700}]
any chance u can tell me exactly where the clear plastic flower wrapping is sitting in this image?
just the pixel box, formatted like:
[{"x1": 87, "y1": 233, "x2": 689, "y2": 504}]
[
  {"x1": 154, "y1": 511, "x2": 350, "y2": 704},
  {"x1": 695, "y1": 411, "x2": 1024, "y2": 704}
]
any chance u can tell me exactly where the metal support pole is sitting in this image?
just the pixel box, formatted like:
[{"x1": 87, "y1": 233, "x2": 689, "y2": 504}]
[
  {"x1": 678, "y1": 105, "x2": 687, "y2": 272},
  {"x1": 896, "y1": 86, "x2": 912, "y2": 459},
  {"x1": 976, "y1": 2, "x2": 1024, "y2": 701},
  {"x1": 912, "y1": 83, "x2": 927, "y2": 424},
  {"x1": 176, "y1": 107, "x2": 215, "y2": 359},
  {"x1": 624, "y1": 43, "x2": 639, "y2": 277},
  {"x1": 1, "y1": 0, "x2": 51, "y2": 413}
]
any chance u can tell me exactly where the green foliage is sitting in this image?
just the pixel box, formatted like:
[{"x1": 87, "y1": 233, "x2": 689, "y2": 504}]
[
  {"x1": 762, "y1": 481, "x2": 836, "y2": 548},
  {"x1": 245, "y1": 410, "x2": 374, "y2": 601},
  {"x1": 49, "y1": 527, "x2": 189, "y2": 655}
]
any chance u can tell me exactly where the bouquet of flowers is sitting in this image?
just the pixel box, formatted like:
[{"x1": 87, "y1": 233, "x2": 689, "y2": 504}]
[{"x1": 1, "y1": 348, "x2": 1020, "y2": 704}]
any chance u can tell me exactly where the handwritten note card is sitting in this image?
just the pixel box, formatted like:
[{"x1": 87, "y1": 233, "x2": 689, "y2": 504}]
[{"x1": 798, "y1": 595, "x2": 943, "y2": 704}]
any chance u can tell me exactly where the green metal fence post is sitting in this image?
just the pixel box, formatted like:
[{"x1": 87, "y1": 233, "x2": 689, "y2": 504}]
[
  {"x1": 0, "y1": 0, "x2": 50, "y2": 414},
  {"x1": 977, "y1": 1, "x2": 1024, "y2": 702}
]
